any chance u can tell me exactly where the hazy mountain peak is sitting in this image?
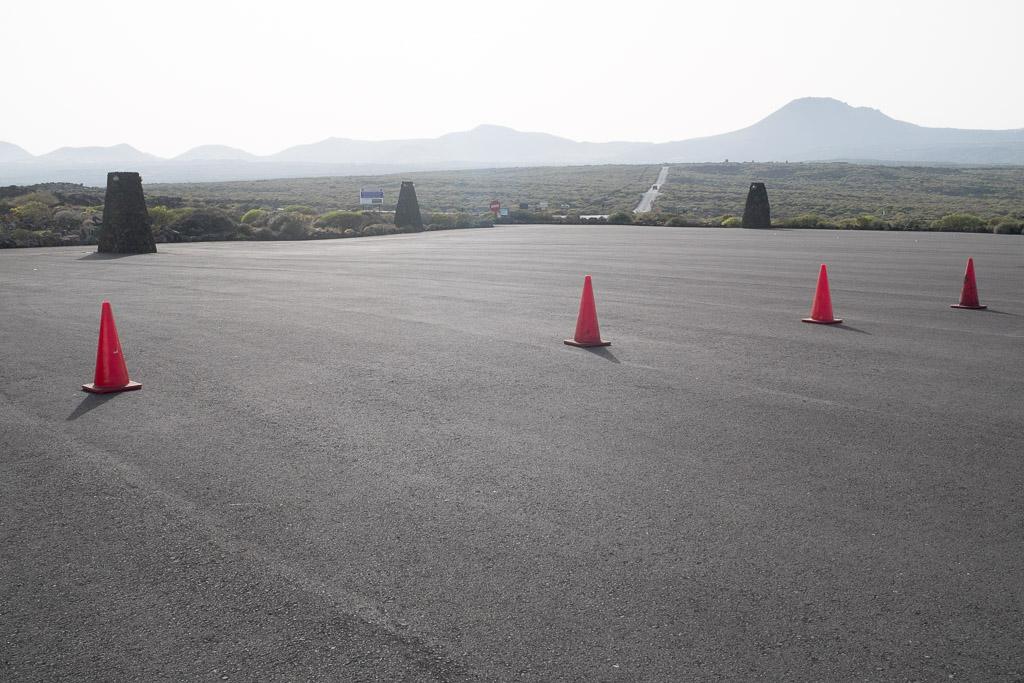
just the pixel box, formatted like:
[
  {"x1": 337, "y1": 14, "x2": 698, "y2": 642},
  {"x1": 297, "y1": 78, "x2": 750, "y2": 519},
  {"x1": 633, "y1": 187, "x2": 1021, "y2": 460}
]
[
  {"x1": 646, "y1": 97, "x2": 1024, "y2": 164},
  {"x1": 174, "y1": 144, "x2": 257, "y2": 162},
  {"x1": 447, "y1": 125, "x2": 581, "y2": 152},
  {"x1": 468, "y1": 124, "x2": 520, "y2": 134},
  {"x1": 39, "y1": 143, "x2": 159, "y2": 164},
  {"x1": 0, "y1": 141, "x2": 32, "y2": 162},
  {"x1": 780, "y1": 96, "x2": 864, "y2": 111},
  {"x1": 761, "y1": 97, "x2": 894, "y2": 126},
  {"x1": 442, "y1": 124, "x2": 538, "y2": 140}
]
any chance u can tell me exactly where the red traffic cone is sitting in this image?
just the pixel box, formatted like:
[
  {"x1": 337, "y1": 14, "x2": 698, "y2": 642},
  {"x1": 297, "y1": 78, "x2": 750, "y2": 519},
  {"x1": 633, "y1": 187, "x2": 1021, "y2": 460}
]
[
  {"x1": 802, "y1": 264, "x2": 843, "y2": 325},
  {"x1": 951, "y1": 257, "x2": 987, "y2": 310},
  {"x1": 564, "y1": 275, "x2": 611, "y2": 347},
  {"x1": 82, "y1": 301, "x2": 142, "y2": 394}
]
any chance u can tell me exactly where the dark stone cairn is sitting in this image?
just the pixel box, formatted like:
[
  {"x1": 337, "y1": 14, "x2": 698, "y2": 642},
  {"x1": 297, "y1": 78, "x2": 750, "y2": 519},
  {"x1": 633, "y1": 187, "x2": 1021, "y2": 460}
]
[
  {"x1": 394, "y1": 181, "x2": 424, "y2": 231},
  {"x1": 741, "y1": 182, "x2": 771, "y2": 229},
  {"x1": 98, "y1": 172, "x2": 156, "y2": 253}
]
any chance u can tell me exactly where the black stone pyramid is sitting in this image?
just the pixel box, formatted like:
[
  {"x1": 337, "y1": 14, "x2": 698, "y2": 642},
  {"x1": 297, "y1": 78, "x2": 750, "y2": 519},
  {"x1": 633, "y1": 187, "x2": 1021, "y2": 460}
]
[
  {"x1": 394, "y1": 181, "x2": 424, "y2": 231},
  {"x1": 741, "y1": 182, "x2": 771, "y2": 229},
  {"x1": 98, "y1": 172, "x2": 157, "y2": 253}
]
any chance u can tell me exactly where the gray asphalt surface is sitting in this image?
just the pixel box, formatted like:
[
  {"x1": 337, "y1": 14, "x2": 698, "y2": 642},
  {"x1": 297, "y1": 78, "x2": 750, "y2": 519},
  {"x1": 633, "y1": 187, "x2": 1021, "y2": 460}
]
[
  {"x1": 2, "y1": 226, "x2": 1023, "y2": 681},
  {"x1": 634, "y1": 166, "x2": 669, "y2": 213}
]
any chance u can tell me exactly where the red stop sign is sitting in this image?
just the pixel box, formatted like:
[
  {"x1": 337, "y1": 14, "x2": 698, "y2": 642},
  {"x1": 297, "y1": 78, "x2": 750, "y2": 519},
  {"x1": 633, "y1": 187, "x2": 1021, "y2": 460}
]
[{"x1": 489, "y1": 200, "x2": 501, "y2": 213}]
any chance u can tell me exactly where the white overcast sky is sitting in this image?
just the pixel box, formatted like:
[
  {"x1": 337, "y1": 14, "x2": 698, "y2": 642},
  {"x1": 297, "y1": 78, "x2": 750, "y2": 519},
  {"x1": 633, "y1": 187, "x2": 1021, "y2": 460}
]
[{"x1": 3, "y1": 0, "x2": 1022, "y2": 157}]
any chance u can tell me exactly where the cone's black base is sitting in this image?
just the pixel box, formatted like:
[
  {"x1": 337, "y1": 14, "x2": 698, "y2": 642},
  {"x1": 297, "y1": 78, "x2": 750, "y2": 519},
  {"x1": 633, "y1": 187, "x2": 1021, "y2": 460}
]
[
  {"x1": 82, "y1": 381, "x2": 142, "y2": 394},
  {"x1": 564, "y1": 339, "x2": 611, "y2": 347}
]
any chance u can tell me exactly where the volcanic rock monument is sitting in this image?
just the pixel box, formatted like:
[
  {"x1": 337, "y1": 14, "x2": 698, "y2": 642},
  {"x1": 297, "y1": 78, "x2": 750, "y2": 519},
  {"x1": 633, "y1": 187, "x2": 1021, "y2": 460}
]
[
  {"x1": 741, "y1": 182, "x2": 771, "y2": 229},
  {"x1": 97, "y1": 172, "x2": 156, "y2": 253},
  {"x1": 394, "y1": 181, "x2": 424, "y2": 231}
]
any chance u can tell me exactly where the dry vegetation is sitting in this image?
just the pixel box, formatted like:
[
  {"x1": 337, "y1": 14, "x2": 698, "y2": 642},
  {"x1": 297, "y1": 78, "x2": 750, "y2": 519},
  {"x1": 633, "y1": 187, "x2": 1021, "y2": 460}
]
[{"x1": 2, "y1": 163, "x2": 1022, "y2": 247}]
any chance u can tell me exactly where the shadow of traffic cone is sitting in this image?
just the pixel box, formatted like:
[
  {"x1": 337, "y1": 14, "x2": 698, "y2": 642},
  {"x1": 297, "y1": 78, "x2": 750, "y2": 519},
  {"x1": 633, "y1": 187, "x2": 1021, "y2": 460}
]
[
  {"x1": 951, "y1": 257, "x2": 987, "y2": 310},
  {"x1": 82, "y1": 301, "x2": 142, "y2": 394},
  {"x1": 564, "y1": 275, "x2": 611, "y2": 347},
  {"x1": 801, "y1": 264, "x2": 843, "y2": 325}
]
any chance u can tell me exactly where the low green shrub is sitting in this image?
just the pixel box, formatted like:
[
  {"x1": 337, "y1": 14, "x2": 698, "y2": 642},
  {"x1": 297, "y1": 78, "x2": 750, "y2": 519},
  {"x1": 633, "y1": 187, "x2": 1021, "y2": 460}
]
[
  {"x1": 314, "y1": 210, "x2": 363, "y2": 230},
  {"x1": 933, "y1": 213, "x2": 986, "y2": 232},
  {"x1": 280, "y1": 205, "x2": 318, "y2": 216},
  {"x1": 269, "y1": 212, "x2": 311, "y2": 240},
  {"x1": 993, "y1": 220, "x2": 1022, "y2": 235},
  {"x1": 12, "y1": 201, "x2": 52, "y2": 225},
  {"x1": 169, "y1": 208, "x2": 237, "y2": 240},
  {"x1": 240, "y1": 208, "x2": 270, "y2": 226},
  {"x1": 782, "y1": 213, "x2": 826, "y2": 228}
]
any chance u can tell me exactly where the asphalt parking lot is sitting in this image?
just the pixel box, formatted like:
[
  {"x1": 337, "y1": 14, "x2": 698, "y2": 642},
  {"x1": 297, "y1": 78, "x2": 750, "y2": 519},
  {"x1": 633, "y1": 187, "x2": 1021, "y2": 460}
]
[{"x1": 2, "y1": 225, "x2": 1022, "y2": 681}]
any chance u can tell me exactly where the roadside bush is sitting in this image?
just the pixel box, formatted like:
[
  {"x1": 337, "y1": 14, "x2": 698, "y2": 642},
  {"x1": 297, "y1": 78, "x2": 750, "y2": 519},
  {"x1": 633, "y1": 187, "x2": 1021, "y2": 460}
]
[
  {"x1": 664, "y1": 216, "x2": 692, "y2": 227},
  {"x1": 854, "y1": 215, "x2": 891, "y2": 230},
  {"x1": 12, "y1": 201, "x2": 52, "y2": 225},
  {"x1": 891, "y1": 217, "x2": 925, "y2": 231},
  {"x1": 992, "y1": 219, "x2": 1022, "y2": 235},
  {"x1": 506, "y1": 210, "x2": 553, "y2": 224},
  {"x1": 11, "y1": 191, "x2": 59, "y2": 207},
  {"x1": 3, "y1": 228, "x2": 63, "y2": 247},
  {"x1": 311, "y1": 227, "x2": 345, "y2": 239},
  {"x1": 168, "y1": 208, "x2": 238, "y2": 240},
  {"x1": 428, "y1": 212, "x2": 456, "y2": 229},
  {"x1": 268, "y1": 212, "x2": 311, "y2": 240},
  {"x1": 9, "y1": 228, "x2": 42, "y2": 246},
  {"x1": 149, "y1": 205, "x2": 172, "y2": 229},
  {"x1": 632, "y1": 212, "x2": 664, "y2": 226},
  {"x1": 281, "y1": 205, "x2": 317, "y2": 216},
  {"x1": 34, "y1": 230, "x2": 62, "y2": 246},
  {"x1": 52, "y1": 209, "x2": 85, "y2": 230},
  {"x1": 77, "y1": 218, "x2": 100, "y2": 244},
  {"x1": 608, "y1": 210, "x2": 633, "y2": 225},
  {"x1": 361, "y1": 224, "x2": 387, "y2": 236},
  {"x1": 314, "y1": 210, "x2": 363, "y2": 230},
  {"x1": 721, "y1": 216, "x2": 742, "y2": 227},
  {"x1": 834, "y1": 214, "x2": 893, "y2": 230},
  {"x1": 240, "y1": 208, "x2": 270, "y2": 226},
  {"x1": 783, "y1": 213, "x2": 827, "y2": 229},
  {"x1": 428, "y1": 212, "x2": 494, "y2": 229},
  {"x1": 933, "y1": 213, "x2": 986, "y2": 232},
  {"x1": 463, "y1": 213, "x2": 493, "y2": 229},
  {"x1": 151, "y1": 207, "x2": 196, "y2": 240}
]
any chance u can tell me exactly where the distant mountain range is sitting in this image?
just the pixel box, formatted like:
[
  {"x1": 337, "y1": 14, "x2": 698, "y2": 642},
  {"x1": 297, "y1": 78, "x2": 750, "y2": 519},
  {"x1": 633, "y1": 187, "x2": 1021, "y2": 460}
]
[{"x1": 2, "y1": 98, "x2": 1022, "y2": 185}]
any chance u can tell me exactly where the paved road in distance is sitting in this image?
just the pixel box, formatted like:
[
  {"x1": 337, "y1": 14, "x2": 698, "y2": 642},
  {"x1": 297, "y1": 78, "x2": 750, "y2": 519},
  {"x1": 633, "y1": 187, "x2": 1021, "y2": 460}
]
[
  {"x1": 634, "y1": 165, "x2": 669, "y2": 213},
  {"x1": 2, "y1": 226, "x2": 1022, "y2": 681}
]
